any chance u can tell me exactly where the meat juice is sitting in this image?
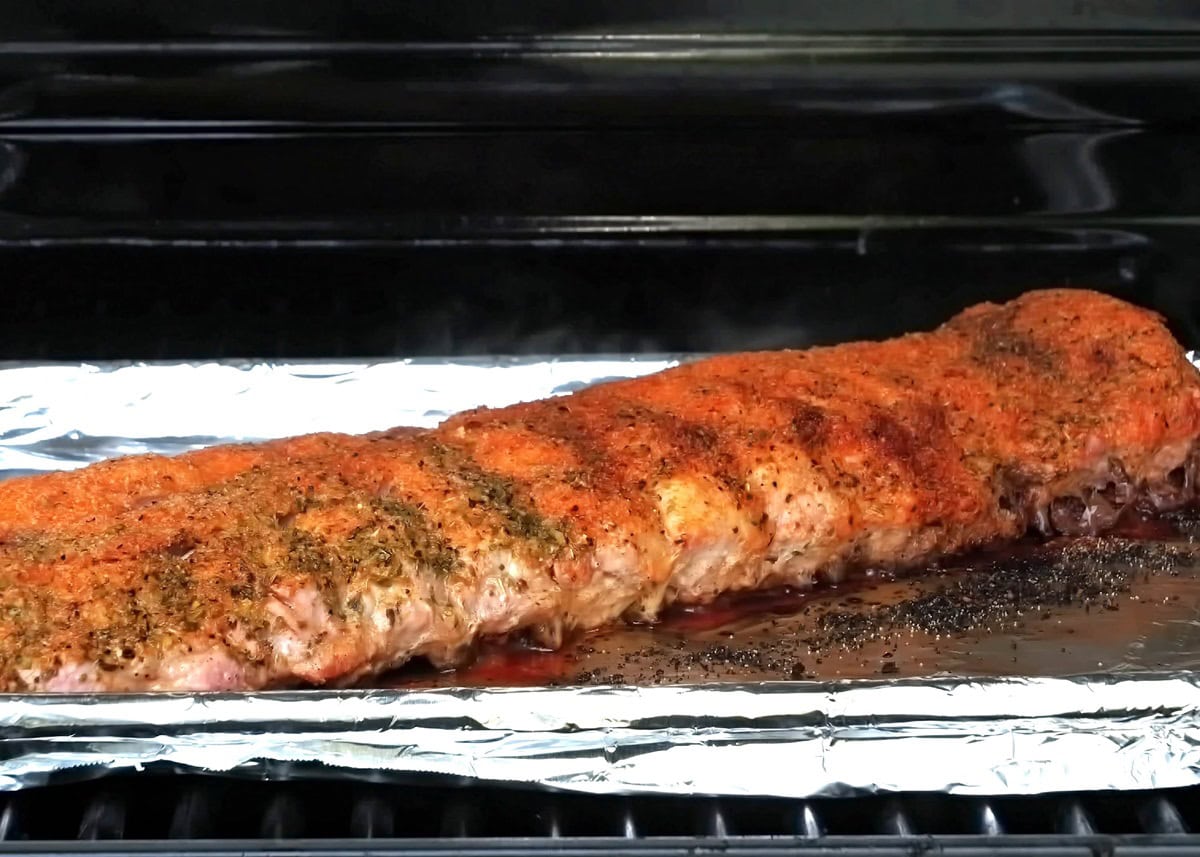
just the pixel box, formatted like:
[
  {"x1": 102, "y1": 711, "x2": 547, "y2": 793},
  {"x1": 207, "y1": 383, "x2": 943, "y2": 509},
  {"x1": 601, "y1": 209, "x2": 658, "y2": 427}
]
[{"x1": 381, "y1": 508, "x2": 1200, "y2": 689}]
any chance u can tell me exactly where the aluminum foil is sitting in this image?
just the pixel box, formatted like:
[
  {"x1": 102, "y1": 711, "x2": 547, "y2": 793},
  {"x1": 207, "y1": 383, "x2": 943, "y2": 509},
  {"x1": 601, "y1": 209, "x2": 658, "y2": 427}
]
[
  {"x1": 2, "y1": 356, "x2": 1200, "y2": 798},
  {"x1": 0, "y1": 357, "x2": 683, "y2": 478},
  {"x1": 5, "y1": 674, "x2": 1200, "y2": 796}
]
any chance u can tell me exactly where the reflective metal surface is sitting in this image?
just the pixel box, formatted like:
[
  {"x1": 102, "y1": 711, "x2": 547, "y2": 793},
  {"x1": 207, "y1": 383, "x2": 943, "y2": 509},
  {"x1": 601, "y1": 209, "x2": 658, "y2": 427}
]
[
  {"x1": 2, "y1": 356, "x2": 1200, "y2": 797},
  {"x1": 5, "y1": 673, "x2": 1200, "y2": 797},
  {"x1": 0, "y1": 357, "x2": 681, "y2": 476}
]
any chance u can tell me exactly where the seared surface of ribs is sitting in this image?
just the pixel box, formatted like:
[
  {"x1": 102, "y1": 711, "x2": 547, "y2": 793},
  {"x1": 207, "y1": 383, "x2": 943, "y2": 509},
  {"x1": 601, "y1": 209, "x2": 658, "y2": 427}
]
[{"x1": 2, "y1": 289, "x2": 1199, "y2": 692}]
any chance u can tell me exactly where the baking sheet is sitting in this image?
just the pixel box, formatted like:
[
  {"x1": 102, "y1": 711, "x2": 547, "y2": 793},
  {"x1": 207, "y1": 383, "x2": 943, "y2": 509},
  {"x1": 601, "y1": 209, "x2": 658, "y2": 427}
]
[
  {"x1": 3, "y1": 356, "x2": 1200, "y2": 797},
  {"x1": 397, "y1": 526, "x2": 1200, "y2": 688}
]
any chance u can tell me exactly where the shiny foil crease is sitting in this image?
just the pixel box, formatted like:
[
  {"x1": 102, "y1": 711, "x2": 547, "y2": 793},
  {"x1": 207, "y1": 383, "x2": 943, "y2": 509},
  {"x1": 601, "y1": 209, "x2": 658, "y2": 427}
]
[{"x1": 1, "y1": 357, "x2": 1199, "y2": 797}]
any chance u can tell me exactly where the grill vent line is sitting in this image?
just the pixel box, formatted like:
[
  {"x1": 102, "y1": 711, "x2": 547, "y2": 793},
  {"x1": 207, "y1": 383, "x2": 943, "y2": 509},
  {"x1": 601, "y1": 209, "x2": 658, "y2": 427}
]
[{"x1": 0, "y1": 776, "x2": 1199, "y2": 850}]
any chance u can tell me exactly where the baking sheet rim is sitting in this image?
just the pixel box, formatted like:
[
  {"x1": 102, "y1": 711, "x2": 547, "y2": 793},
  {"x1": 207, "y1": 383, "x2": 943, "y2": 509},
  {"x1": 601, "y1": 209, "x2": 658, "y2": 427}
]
[{"x1": 3, "y1": 670, "x2": 1200, "y2": 797}]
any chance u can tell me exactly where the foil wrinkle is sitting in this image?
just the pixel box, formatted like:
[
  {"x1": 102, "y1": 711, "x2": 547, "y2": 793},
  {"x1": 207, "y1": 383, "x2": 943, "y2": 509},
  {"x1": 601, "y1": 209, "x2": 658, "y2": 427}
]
[{"x1": 0, "y1": 356, "x2": 1198, "y2": 797}]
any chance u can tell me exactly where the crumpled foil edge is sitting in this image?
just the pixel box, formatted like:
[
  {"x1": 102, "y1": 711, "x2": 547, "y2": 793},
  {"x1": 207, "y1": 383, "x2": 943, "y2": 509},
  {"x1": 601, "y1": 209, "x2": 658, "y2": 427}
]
[
  {"x1": 3, "y1": 672, "x2": 1200, "y2": 796},
  {"x1": 2, "y1": 355, "x2": 1200, "y2": 796}
]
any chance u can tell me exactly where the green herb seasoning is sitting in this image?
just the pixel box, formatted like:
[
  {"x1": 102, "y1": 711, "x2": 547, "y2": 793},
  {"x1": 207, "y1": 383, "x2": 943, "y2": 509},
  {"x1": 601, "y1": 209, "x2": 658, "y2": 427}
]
[{"x1": 426, "y1": 441, "x2": 569, "y2": 557}]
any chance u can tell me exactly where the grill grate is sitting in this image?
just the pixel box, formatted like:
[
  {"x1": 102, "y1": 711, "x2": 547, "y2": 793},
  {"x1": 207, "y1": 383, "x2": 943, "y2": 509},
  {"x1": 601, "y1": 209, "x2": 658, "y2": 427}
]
[{"x1": 2, "y1": 776, "x2": 1200, "y2": 845}]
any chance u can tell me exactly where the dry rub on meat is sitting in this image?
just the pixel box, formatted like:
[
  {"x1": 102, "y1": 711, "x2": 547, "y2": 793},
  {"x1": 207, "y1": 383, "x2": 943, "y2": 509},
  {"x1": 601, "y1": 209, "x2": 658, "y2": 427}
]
[{"x1": 2, "y1": 289, "x2": 1199, "y2": 692}]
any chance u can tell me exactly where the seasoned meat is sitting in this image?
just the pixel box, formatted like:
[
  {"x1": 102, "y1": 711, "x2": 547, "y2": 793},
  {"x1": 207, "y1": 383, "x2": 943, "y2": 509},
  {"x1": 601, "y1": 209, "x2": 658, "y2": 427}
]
[{"x1": 1, "y1": 289, "x2": 1198, "y2": 692}]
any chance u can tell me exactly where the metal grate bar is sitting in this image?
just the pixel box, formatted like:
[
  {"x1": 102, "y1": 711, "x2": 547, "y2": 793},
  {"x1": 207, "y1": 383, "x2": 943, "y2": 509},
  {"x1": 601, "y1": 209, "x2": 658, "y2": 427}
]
[
  {"x1": 259, "y1": 794, "x2": 305, "y2": 839},
  {"x1": 349, "y1": 795, "x2": 395, "y2": 839},
  {"x1": 879, "y1": 801, "x2": 915, "y2": 836},
  {"x1": 440, "y1": 798, "x2": 475, "y2": 838},
  {"x1": 540, "y1": 806, "x2": 562, "y2": 839},
  {"x1": 704, "y1": 802, "x2": 729, "y2": 838},
  {"x1": 169, "y1": 789, "x2": 215, "y2": 839},
  {"x1": 1058, "y1": 800, "x2": 1096, "y2": 835},
  {"x1": 0, "y1": 802, "x2": 17, "y2": 841},
  {"x1": 1140, "y1": 797, "x2": 1189, "y2": 834},
  {"x1": 78, "y1": 795, "x2": 126, "y2": 840},
  {"x1": 11, "y1": 776, "x2": 1200, "y2": 843},
  {"x1": 796, "y1": 803, "x2": 823, "y2": 838},
  {"x1": 976, "y1": 801, "x2": 1005, "y2": 835},
  {"x1": 619, "y1": 800, "x2": 638, "y2": 838}
]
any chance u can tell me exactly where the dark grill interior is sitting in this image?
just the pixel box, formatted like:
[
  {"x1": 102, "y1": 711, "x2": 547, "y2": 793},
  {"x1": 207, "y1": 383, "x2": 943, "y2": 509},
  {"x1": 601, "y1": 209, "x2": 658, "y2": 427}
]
[
  {"x1": 2, "y1": 776, "x2": 1200, "y2": 847},
  {"x1": 5, "y1": 1, "x2": 1200, "y2": 851},
  {"x1": 5, "y1": 244, "x2": 1191, "y2": 361}
]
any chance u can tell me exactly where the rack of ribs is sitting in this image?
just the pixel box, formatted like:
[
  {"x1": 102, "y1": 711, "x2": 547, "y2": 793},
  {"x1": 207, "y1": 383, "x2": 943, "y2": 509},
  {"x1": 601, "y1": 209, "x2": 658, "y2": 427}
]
[{"x1": 1, "y1": 288, "x2": 1198, "y2": 692}]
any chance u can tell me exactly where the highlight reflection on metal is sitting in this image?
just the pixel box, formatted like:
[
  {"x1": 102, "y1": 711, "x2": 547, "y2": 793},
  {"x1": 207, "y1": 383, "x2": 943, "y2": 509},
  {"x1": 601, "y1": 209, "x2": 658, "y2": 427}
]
[
  {"x1": 3, "y1": 674, "x2": 1200, "y2": 795},
  {"x1": 1, "y1": 356, "x2": 1199, "y2": 797}
]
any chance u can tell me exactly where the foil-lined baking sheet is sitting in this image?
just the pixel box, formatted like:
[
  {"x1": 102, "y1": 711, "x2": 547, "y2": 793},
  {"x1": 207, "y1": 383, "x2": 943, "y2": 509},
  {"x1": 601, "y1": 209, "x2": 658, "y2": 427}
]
[
  {"x1": 2, "y1": 356, "x2": 1200, "y2": 798},
  {"x1": 0, "y1": 357, "x2": 682, "y2": 477},
  {"x1": 5, "y1": 674, "x2": 1200, "y2": 796}
]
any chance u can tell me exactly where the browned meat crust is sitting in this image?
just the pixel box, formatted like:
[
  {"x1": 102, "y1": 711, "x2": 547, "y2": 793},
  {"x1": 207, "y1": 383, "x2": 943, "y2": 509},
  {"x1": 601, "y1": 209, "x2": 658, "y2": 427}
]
[{"x1": 1, "y1": 289, "x2": 1198, "y2": 692}]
